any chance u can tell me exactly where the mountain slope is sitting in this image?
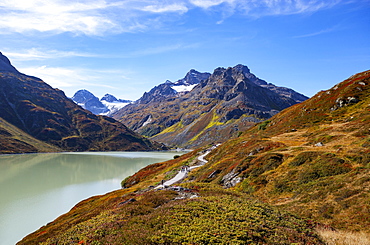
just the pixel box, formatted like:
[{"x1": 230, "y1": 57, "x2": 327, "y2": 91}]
[
  {"x1": 19, "y1": 70, "x2": 369, "y2": 244},
  {"x1": 172, "y1": 69, "x2": 369, "y2": 231},
  {"x1": 121, "y1": 69, "x2": 370, "y2": 232},
  {"x1": 72, "y1": 90, "x2": 131, "y2": 116},
  {"x1": 72, "y1": 89, "x2": 109, "y2": 115},
  {"x1": 114, "y1": 65, "x2": 307, "y2": 148},
  {"x1": 0, "y1": 116, "x2": 61, "y2": 154},
  {"x1": 0, "y1": 52, "x2": 165, "y2": 153}
]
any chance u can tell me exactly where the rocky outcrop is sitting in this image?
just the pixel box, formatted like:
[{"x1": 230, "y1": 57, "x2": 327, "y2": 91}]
[
  {"x1": 0, "y1": 52, "x2": 19, "y2": 73},
  {"x1": 114, "y1": 65, "x2": 308, "y2": 148},
  {"x1": 72, "y1": 90, "x2": 109, "y2": 114},
  {"x1": 136, "y1": 69, "x2": 211, "y2": 104}
]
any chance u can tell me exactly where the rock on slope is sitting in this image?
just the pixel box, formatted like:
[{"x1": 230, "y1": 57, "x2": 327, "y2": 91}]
[
  {"x1": 0, "y1": 52, "x2": 165, "y2": 153},
  {"x1": 19, "y1": 70, "x2": 369, "y2": 245},
  {"x1": 114, "y1": 65, "x2": 308, "y2": 148},
  {"x1": 177, "y1": 69, "x2": 370, "y2": 231},
  {"x1": 122, "y1": 69, "x2": 370, "y2": 232}
]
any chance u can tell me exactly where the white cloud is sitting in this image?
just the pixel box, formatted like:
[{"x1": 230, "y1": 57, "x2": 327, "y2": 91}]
[
  {"x1": 253, "y1": 0, "x2": 341, "y2": 16},
  {"x1": 17, "y1": 65, "x2": 139, "y2": 99},
  {"x1": 4, "y1": 48, "x2": 99, "y2": 61},
  {"x1": 0, "y1": 0, "x2": 120, "y2": 35},
  {"x1": 0, "y1": 0, "x2": 346, "y2": 35},
  {"x1": 189, "y1": 0, "x2": 344, "y2": 17},
  {"x1": 18, "y1": 66, "x2": 84, "y2": 88},
  {"x1": 141, "y1": 3, "x2": 188, "y2": 13},
  {"x1": 189, "y1": 0, "x2": 235, "y2": 9},
  {"x1": 17, "y1": 65, "x2": 123, "y2": 90}
]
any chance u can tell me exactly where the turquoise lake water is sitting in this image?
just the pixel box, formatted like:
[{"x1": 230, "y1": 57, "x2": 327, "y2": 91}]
[{"x1": 0, "y1": 151, "x2": 181, "y2": 245}]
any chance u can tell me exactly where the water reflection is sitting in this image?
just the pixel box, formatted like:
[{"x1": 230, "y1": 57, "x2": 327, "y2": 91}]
[{"x1": 0, "y1": 151, "x2": 180, "y2": 245}]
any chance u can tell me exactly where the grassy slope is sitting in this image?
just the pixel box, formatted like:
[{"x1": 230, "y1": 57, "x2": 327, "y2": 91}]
[
  {"x1": 191, "y1": 69, "x2": 370, "y2": 231},
  {"x1": 19, "y1": 70, "x2": 369, "y2": 244},
  {"x1": 19, "y1": 181, "x2": 323, "y2": 244},
  {"x1": 0, "y1": 72, "x2": 164, "y2": 153},
  {"x1": 0, "y1": 117, "x2": 61, "y2": 154}
]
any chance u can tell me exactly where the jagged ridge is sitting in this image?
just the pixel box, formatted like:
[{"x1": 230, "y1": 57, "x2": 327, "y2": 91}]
[{"x1": 114, "y1": 65, "x2": 308, "y2": 148}]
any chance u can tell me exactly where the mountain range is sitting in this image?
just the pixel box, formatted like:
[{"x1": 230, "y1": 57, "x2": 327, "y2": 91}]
[
  {"x1": 113, "y1": 64, "x2": 308, "y2": 148},
  {"x1": 0, "y1": 52, "x2": 165, "y2": 153},
  {"x1": 20, "y1": 69, "x2": 370, "y2": 244},
  {"x1": 72, "y1": 89, "x2": 131, "y2": 116}
]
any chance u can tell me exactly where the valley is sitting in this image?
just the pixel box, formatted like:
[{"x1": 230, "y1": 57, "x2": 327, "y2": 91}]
[
  {"x1": 17, "y1": 68, "x2": 370, "y2": 244},
  {"x1": 1, "y1": 1, "x2": 368, "y2": 244}
]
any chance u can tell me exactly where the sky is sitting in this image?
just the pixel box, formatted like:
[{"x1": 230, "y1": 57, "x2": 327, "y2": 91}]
[{"x1": 1, "y1": 0, "x2": 369, "y2": 101}]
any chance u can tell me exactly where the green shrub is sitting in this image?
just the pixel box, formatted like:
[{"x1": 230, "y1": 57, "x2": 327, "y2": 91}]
[
  {"x1": 258, "y1": 120, "x2": 270, "y2": 130},
  {"x1": 298, "y1": 154, "x2": 352, "y2": 184},
  {"x1": 289, "y1": 151, "x2": 319, "y2": 167}
]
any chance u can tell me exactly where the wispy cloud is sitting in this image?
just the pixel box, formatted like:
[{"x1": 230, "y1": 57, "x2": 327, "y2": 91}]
[
  {"x1": 189, "y1": 0, "x2": 236, "y2": 9},
  {"x1": 190, "y1": 0, "x2": 344, "y2": 17},
  {"x1": 140, "y1": 3, "x2": 188, "y2": 13},
  {"x1": 0, "y1": 0, "x2": 347, "y2": 36},
  {"x1": 0, "y1": 0, "x2": 121, "y2": 35},
  {"x1": 4, "y1": 48, "x2": 100, "y2": 61},
  {"x1": 128, "y1": 43, "x2": 200, "y2": 57},
  {"x1": 293, "y1": 25, "x2": 341, "y2": 38},
  {"x1": 17, "y1": 65, "x2": 125, "y2": 90}
]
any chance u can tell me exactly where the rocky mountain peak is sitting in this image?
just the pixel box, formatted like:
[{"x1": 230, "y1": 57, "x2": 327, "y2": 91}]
[
  {"x1": 175, "y1": 69, "x2": 211, "y2": 85},
  {"x1": 137, "y1": 69, "x2": 211, "y2": 104},
  {"x1": 101, "y1": 93, "x2": 118, "y2": 103},
  {"x1": 72, "y1": 89, "x2": 96, "y2": 103},
  {"x1": 0, "y1": 52, "x2": 19, "y2": 73},
  {"x1": 233, "y1": 64, "x2": 251, "y2": 74},
  {"x1": 72, "y1": 89, "x2": 109, "y2": 114},
  {"x1": 114, "y1": 64, "x2": 309, "y2": 148}
]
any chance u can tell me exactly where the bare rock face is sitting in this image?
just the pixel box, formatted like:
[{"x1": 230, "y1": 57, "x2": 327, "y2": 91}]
[
  {"x1": 114, "y1": 65, "x2": 308, "y2": 148},
  {"x1": 0, "y1": 52, "x2": 19, "y2": 73},
  {"x1": 72, "y1": 89, "x2": 109, "y2": 115}
]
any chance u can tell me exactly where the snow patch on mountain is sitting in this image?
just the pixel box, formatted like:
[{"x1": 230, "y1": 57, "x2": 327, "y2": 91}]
[
  {"x1": 172, "y1": 84, "x2": 197, "y2": 93},
  {"x1": 72, "y1": 90, "x2": 131, "y2": 116},
  {"x1": 100, "y1": 100, "x2": 130, "y2": 115},
  {"x1": 142, "y1": 115, "x2": 152, "y2": 127}
]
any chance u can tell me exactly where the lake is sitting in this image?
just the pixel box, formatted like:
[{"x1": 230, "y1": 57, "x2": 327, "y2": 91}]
[{"x1": 0, "y1": 151, "x2": 182, "y2": 245}]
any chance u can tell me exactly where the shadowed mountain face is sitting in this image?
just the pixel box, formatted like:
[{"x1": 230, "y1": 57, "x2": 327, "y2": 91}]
[
  {"x1": 0, "y1": 52, "x2": 19, "y2": 73},
  {"x1": 0, "y1": 53, "x2": 165, "y2": 153},
  {"x1": 114, "y1": 65, "x2": 308, "y2": 148}
]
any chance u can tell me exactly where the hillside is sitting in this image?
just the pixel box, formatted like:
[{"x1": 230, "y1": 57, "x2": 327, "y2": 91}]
[
  {"x1": 0, "y1": 52, "x2": 165, "y2": 153},
  {"x1": 19, "y1": 71, "x2": 370, "y2": 244},
  {"x1": 123, "y1": 69, "x2": 370, "y2": 230},
  {"x1": 0, "y1": 117, "x2": 61, "y2": 154},
  {"x1": 114, "y1": 65, "x2": 307, "y2": 149}
]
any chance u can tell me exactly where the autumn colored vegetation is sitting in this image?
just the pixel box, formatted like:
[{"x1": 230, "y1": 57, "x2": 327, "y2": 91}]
[{"x1": 19, "y1": 70, "x2": 370, "y2": 244}]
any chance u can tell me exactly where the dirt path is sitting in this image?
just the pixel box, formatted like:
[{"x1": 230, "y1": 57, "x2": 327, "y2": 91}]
[{"x1": 156, "y1": 144, "x2": 219, "y2": 188}]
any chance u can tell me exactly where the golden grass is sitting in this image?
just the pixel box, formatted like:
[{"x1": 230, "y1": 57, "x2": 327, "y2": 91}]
[{"x1": 317, "y1": 228, "x2": 370, "y2": 245}]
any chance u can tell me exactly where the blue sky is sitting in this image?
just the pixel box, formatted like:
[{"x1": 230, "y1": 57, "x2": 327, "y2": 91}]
[{"x1": 1, "y1": 0, "x2": 369, "y2": 100}]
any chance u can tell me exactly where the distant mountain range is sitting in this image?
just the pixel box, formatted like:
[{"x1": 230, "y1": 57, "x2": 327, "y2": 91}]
[
  {"x1": 72, "y1": 89, "x2": 131, "y2": 116},
  {"x1": 0, "y1": 52, "x2": 165, "y2": 153},
  {"x1": 113, "y1": 64, "x2": 308, "y2": 148}
]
